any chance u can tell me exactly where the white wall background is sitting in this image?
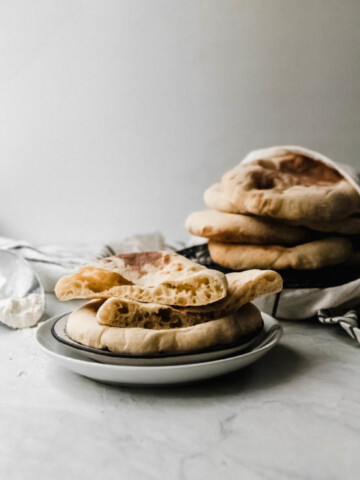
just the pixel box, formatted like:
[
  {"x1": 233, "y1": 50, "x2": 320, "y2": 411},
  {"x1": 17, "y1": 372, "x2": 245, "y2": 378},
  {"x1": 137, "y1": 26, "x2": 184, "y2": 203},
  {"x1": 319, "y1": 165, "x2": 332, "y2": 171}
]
[{"x1": 0, "y1": 0, "x2": 360, "y2": 244}]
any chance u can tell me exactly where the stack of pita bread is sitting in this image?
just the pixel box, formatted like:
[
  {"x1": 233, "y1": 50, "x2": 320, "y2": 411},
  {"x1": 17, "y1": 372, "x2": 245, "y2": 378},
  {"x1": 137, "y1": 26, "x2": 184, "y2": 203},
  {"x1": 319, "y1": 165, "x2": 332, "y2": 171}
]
[
  {"x1": 186, "y1": 146, "x2": 360, "y2": 270},
  {"x1": 55, "y1": 251, "x2": 282, "y2": 355}
]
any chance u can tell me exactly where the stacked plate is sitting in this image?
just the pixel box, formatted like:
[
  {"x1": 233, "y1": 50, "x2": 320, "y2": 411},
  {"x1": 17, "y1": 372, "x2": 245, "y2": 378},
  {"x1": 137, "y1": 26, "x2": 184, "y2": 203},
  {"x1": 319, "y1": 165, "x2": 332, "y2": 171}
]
[{"x1": 36, "y1": 312, "x2": 282, "y2": 387}]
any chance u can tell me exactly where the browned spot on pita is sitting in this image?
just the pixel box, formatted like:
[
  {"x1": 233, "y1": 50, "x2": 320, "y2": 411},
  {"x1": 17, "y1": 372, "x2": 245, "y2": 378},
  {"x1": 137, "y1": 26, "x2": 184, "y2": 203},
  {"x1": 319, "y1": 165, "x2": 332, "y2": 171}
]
[
  {"x1": 77, "y1": 266, "x2": 134, "y2": 290},
  {"x1": 250, "y1": 170, "x2": 275, "y2": 190},
  {"x1": 255, "y1": 155, "x2": 342, "y2": 187},
  {"x1": 203, "y1": 226, "x2": 214, "y2": 236},
  {"x1": 118, "y1": 251, "x2": 167, "y2": 275}
]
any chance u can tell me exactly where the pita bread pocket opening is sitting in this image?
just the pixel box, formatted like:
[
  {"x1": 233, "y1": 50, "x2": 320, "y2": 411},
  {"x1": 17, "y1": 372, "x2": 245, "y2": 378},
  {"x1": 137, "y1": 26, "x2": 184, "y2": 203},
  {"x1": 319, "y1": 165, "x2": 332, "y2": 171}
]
[
  {"x1": 97, "y1": 269, "x2": 282, "y2": 328},
  {"x1": 208, "y1": 238, "x2": 353, "y2": 270},
  {"x1": 55, "y1": 251, "x2": 227, "y2": 307},
  {"x1": 208, "y1": 147, "x2": 360, "y2": 223}
]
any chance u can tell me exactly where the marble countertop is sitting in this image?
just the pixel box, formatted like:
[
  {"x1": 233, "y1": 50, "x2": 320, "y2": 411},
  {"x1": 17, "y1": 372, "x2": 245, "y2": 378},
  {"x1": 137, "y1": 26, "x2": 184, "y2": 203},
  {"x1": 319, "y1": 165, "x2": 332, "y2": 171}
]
[{"x1": 1, "y1": 294, "x2": 360, "y2": 480}]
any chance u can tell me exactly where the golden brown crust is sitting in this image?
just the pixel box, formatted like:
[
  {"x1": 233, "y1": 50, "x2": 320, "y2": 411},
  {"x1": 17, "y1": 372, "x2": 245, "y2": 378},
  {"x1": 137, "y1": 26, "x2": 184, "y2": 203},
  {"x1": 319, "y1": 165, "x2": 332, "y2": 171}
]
[
  {"x1": 208, "y1": 238, "x2": 353, "y2": 270},
  {"x1": 67, "y1": 301, "x2": 264, "y2": 355},
  {"x1": 290, "y1": 216, "x2": 360, "y2": 235},
  {"x1": 186, "y1": 209, "x2": 312, "y2": 244},
  {"x1": 55, "y1": 251, "x2": 227, "y2": 306},
  {"x1": 96, "y1": 270, "x2": 283, "y2": 328},
  {"x1": 205, "y1": 149, "x2": 360, "y2": 223}
]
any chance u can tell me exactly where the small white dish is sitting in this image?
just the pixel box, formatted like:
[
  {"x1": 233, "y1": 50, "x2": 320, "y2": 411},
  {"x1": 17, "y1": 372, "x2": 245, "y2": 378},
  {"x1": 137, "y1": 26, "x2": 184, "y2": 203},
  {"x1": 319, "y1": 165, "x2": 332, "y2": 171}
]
[
  {"x1": 36, "y1": 313, "x2": 282, "y2": 386},
  {"x1": 51, "y1": 313, "x2": 264, "y2": 366}
]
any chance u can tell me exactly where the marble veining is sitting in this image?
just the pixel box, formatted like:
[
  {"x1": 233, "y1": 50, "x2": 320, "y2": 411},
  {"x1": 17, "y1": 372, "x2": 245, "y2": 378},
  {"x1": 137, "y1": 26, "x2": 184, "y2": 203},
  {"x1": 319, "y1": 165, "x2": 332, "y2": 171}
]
[{"x1": 1, "y1": 294, "x2": 360, "y2": 480}]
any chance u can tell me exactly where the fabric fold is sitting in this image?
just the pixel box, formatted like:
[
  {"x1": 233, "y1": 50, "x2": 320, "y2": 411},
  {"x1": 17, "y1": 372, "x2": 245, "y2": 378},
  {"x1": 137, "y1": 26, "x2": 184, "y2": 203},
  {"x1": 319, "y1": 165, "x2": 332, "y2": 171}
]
[{"x1": 0, "y1": 232, "x2": 167, "y2": 293}]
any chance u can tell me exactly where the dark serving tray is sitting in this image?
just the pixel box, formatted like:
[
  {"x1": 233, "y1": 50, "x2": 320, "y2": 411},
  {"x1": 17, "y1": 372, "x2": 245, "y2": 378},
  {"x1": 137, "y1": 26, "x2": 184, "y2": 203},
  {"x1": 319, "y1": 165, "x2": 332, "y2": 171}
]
[{"x1": 176, "y1": 244, "x2": 360, "y2": 289}]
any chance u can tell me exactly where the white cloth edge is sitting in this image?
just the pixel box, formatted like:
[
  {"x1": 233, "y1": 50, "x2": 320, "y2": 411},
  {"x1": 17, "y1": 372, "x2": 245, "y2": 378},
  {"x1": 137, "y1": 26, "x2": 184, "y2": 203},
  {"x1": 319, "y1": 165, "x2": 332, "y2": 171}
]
[{"x1": 241, "y1": 145, "x2": 360, "y2": 196}]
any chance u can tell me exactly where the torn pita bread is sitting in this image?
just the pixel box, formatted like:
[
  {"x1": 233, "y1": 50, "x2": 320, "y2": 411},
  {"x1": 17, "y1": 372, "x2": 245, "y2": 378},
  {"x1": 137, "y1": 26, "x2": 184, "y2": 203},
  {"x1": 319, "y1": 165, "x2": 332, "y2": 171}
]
[
  {"x1": 208, "y1": 238, "x2": 353, "y2": 270},
  {"x1": 66, "y1": 300, "x2": 263, "y2": 355},
  {"x1": 97, "y1": 270, "x2": 282, "y2": 328},
  {"x1": 185, "y1": 209, "x2": 312, "y2": 244},
  {"x1": 55, "y1": 251, "x2": 227, "y2": 307},
  {"x1": 207, "y1": 147, "x2": 360, "y2": 222}
]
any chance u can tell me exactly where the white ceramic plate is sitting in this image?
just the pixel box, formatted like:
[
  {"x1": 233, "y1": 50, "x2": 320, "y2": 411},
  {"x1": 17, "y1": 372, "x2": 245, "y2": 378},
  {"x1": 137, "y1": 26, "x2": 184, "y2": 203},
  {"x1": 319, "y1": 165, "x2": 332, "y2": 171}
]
[
  {"x1": 50, "y1": 313, "x2": 265, "y2": 366},
  {"x1": 36, "y1": 313, "x2": 282, "y2": 386}
]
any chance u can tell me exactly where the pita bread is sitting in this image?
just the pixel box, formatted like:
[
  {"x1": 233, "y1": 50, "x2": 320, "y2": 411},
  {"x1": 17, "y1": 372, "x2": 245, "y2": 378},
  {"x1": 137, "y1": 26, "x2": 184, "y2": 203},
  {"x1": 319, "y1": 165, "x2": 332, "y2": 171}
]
[
  {"x1": 208, "y1": 238, "x2": 353, "y2": 270},
  {"x1": 291, "y1": 216, "x2": 360, "y2": 235},
  {"x1": 66, "y1": 300, "x2": 263, "y2": 355},
  {"x1": 55, "y1": 251, "x2": 227, "y2": 307},
  {"x1": 204, "y1": 183, "x2": 238, "y2": 213},
  {"x1": 198, "y1": 269, "x2": 283, "y2": 312},
  {"x1": 207, "y1": 148, "x2": 360, "y2": 222},
  {"x1": 185, "y1": 209, "x2": 312, "y2": 244},
  {"x1": 97, "y1": 270, "x2": 282, "y2": 328}
]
